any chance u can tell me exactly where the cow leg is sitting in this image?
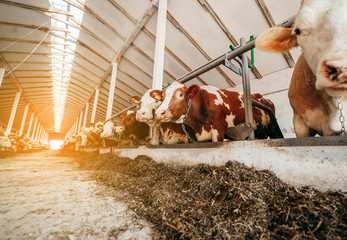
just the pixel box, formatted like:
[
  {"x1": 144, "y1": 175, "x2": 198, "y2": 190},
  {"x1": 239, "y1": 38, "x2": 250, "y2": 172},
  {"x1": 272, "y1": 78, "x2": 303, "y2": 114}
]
[
  {"x1": 212, "y1": 129, "x2": 223, "y2": 142},
  {"x1": 293, "y1": 112, "x2": 313, "y2": 137}
]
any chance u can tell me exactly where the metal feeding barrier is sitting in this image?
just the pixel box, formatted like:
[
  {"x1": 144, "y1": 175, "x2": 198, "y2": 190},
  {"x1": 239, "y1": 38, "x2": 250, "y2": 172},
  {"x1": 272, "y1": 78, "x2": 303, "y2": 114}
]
[{"x1": 105, "y1": 17, "x2": 295, "y2": 140}]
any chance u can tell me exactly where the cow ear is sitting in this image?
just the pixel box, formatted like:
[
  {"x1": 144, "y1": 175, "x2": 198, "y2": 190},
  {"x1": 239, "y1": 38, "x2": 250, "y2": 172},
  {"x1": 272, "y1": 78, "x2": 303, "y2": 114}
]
[
  {"x1": 150, "y1": 90, "x2": 163, "y2": 101},
  {"x1": 187, "y1": 85, "x2": 200, "y2": 99},
  {"x1": 129, "y1": 96, "x2": 141, "y2": 105},
  {"x1": 256, "y1": 27, "x2": 298, "y2": 53}
]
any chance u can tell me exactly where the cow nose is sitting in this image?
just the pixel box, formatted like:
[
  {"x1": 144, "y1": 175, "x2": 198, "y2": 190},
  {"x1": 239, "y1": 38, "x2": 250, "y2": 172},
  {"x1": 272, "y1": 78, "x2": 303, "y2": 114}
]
[
  {"x1": 156, "y1": 109, "x2": 166, "y2": 118},
  {"x1": 323, "y1": 56, "x2": 347, "y2": 82}
]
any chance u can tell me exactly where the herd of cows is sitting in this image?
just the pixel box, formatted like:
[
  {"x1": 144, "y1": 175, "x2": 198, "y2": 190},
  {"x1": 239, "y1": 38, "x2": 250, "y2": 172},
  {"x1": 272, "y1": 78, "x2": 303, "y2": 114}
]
[
  {"x1": 0, "y1": 130, "x2": 49, "y2": 152},
  {"x1": 63, "y1": 0, "x2": 347, "y2": 150},
  {"x1": 1, "y1": 0, "x2": 346, "y2": 151}
]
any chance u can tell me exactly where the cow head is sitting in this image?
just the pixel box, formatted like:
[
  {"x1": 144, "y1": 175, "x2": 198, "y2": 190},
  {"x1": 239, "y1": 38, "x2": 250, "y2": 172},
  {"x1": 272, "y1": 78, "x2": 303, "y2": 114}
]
[
  {"x1": 155, "y1": 82, "x2": 195, "y2": 124},
  {"x1": 130, "y1": 89, "x2": 162, "y2": 123},
  {"x1": 256, "y1": 0, "x2": 347, "y2": 97},
  {"x1": 100, "y1": 121, "x2": 115, "y2": 138},
  {"x1": 115, "y1": 110, "x2": 136, "y2": 133}
]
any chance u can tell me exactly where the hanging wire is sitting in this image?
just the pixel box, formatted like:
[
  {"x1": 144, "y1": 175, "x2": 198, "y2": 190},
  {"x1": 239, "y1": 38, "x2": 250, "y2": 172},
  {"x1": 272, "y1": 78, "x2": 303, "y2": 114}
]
[
  {"x1": 0, "y1": 21, "x2": 49, "y2": 52},
  {"x1": 4, "y1": 27, "x2": 52, "y2": 77}
]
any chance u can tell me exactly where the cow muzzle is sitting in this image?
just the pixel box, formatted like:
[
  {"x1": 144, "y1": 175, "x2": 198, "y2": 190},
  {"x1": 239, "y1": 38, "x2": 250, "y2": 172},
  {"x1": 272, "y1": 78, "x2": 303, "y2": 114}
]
[
  {"x1": 320, "y1": 55, "x2": 347, "y2": 96},
  {"x1": 155, "y1": 109, "x2": 173, "y2": 122},
  {"x1": 322, "y1": 55, "x2": 347, "y2": 84},
  {"x1": 115, "y1": 126, "x2": 124, "y2": 133}
]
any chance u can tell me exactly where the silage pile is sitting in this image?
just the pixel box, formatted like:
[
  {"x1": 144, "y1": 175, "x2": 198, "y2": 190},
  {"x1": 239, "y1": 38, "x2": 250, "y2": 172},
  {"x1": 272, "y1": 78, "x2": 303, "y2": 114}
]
[{"x1": 69, "y1": 151, "x2": 346, "y2": 239}]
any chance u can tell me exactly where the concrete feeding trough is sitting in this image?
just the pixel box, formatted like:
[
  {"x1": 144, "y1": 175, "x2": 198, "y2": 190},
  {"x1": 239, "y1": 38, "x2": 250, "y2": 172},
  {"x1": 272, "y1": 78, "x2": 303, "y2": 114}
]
[{"x1": 98, "y1": 136, "x2": 347, "y2": 192}]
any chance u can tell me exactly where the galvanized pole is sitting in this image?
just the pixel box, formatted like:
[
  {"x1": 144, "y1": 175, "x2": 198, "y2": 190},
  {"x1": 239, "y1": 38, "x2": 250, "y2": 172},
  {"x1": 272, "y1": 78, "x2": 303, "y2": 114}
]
[
  {"x1": 26, "y1": 113, "x2": 34, "y2": 138},
  {"x1": 152, "y1": 0, "x2": 168, "y2": 90},
  {"x1": 91, "y1": 89, "x2": 99, "y2": 124},
  {"x1": 19, "y1": 104, "x2": 29, "y2": 136},
  {"x1": 240, "y1": 37, "x2": 255, "y2": 139},
  {"x1": 106, "y1": 63, "x2": 118, "y2": 120},
  {"x1": 5, "y1": 91, "x2": 21, "y2": 135},
  {"x1": 82, "y1": 102, "x2": 89, "y2": 128},
  {"x1": 77, "y1": 112, "x2": 83, "y2": 133},
  {"x1": 31, "y1": 118, "x2": 38, "y2": 140}
]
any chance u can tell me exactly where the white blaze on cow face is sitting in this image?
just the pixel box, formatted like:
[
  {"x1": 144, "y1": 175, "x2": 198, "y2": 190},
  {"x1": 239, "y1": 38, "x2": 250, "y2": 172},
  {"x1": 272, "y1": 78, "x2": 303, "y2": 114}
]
[
  {"x1": 100, "y1": 121, "x2": 115, "y2": 138},
  {"x1": 136, "y1": 90, "x2": 162, "y2": 122},
  {"x1": 156, "y1": 82, "x2": 186, "y2": 123}
]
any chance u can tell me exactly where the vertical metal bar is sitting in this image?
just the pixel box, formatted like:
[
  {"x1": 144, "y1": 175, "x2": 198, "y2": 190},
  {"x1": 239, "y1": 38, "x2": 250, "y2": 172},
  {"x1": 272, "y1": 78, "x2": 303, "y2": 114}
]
[
  {"x1": 19, "y1": 104, "x2": 29, "y2": 136},
  {"x1": 240, "y1": 37, "x2": 255, "y2": 139},
  {"x1": 106, "y1": 62, "x2": 118, "y2": 120},
  {"x1": 26, "y1": 113, "x2": 34, "y2": 138},
  {"x1": 152, "y1": 0, "x2": 168, "y2": 90},
  {"x1": 82, "y1": 102, "x2": 89, "y2": 128},
  {"x1": 5, "y1": 91, "x2": 21, "y2": 135},
  {"x1": 31, "y1": 117, "x2": 38, "y2": 139},
  {"x1": 91, "y1": 89, "x2": 99, "y2": 124},
  {"x1": 34, "y1": 123, "x2": 41, "y2": 141},
  {"x1": 77, "y1": 112, "x2": 83, "y2": 133}
]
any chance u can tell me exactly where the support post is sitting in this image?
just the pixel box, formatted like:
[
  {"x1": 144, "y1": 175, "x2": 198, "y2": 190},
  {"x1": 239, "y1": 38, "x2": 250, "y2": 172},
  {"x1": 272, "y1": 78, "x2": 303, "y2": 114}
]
[
  {"x1": 91, "y1": 89, "x2": 99, "y2": 124},
  {"x1": 72, "y1": 119, "x2": 77, "y2": 135},
  {"x1": 82, "y1": 102, "x2": 89, "y2": 128},
  {"x1": 35, "y1": 123, "x2": 41, "y2": 141},
  {"x1": 77, "y1": 112, "x2": 83, "y2": 133},
  {"x1": 106, "y1": 63, "x2": 118, "y2": 120},
  {"x1": 31, "y1": 118, "x2": 38, "y2": 139},
  {"x1": 240, "y1": 37, "x2": 255, "y2": 139},
  {"x1": 152, "y1": 0, "x2": 168, "y2": 90},
  {"x1": 5, "y1": 91, "x2": 21, "y2": 135},
  {"x1": 19, "y1": 104, "x2": 29, "y2": 136},
  {"x1": 26, "y1": 113, "x2": 34, "y2": 138}
]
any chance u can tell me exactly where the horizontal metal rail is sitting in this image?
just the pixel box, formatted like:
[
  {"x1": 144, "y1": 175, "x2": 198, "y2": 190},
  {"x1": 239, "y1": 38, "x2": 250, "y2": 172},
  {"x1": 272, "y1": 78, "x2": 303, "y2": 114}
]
[{"x1": 105, "y1": 17, "x2": 295, "y2": 123}]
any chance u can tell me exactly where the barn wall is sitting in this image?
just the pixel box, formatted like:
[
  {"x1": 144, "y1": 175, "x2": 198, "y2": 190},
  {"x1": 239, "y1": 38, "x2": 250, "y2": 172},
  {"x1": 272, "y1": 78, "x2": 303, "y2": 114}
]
[{"x1": 229, "y1": 68, "x2": 295, "y2": 138}]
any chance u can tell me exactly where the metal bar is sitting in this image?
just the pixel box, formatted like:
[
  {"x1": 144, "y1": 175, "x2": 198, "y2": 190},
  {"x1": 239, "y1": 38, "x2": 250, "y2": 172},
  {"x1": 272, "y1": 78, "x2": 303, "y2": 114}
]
[
  {"x1": 19, "y1": 104, "x2": 29, "y2": 136},
  {"x1": 5, "y1": 91, "x2": 21, "y2": 135},
  {"x1": 77, "y1": 112, "x2": 83, "y2": 133},
  {"x1": 106, "y1": 63, "x2": 118, "y2": 119},
  {"x1": 178, "y1": 17, "x2": 295, "y2": 84},
  {"x1": 91, "y1": 89, "x2": 99, "y2": 124},
  {"x1": 82, "y1": 102, "x2": 89, "y2": 128},
  {"x1": 240, "y1": 37, "x2": 255, "y2": 139},
  {"x1": 152, "y1": 0, "x2": 168, "y2": 90},
  {"x1": 26, "y1": 112, "x2": 34, "y2": 138}
]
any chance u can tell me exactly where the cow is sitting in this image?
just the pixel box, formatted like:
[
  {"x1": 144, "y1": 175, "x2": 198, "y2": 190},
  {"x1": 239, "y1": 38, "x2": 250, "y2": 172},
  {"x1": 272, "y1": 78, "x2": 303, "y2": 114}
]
[
  {"x1": 114, "y1": 110, "x2": 149, "y2": 145},
  {"x1": 130, "y1": 91, "x2": 196, "y2": 145},
  {"x1": 255, "y1": 0, "x2": 347, "y2": 137},
  {"x1": 154, "y1": 82, "x2": 276, "y2": 142},
  {"x1": 80, "y1": 121, "x2": 104, "y2": 147},
  {"x1": 0, "y1": 135, "x2": 12, "y2": 149}
]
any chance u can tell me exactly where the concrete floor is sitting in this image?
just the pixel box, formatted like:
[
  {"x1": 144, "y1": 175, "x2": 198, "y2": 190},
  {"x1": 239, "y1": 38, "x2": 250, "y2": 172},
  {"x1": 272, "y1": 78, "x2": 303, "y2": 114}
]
[{"x1": 0, "y1": 150, "x2": 152, "y2": 240}]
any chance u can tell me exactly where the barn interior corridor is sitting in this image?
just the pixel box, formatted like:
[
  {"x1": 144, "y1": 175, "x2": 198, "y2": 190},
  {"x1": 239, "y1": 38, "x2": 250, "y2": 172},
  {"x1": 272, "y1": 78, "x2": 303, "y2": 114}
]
[{"x1": 0, "y1": 150, "x2": 152, "y2": 240}]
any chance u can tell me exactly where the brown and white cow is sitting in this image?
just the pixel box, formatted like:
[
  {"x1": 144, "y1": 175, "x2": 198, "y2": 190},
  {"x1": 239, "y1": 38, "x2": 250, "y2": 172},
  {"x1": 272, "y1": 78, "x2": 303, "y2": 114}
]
[
  {"x1": 256, "y1": 0, "x2": 347, "y2": 137},
  {"x1": 154, "y1": 82, "x2": 275, "y2": 142},
  {"x1": 114, "y1": 110, "x2": 149, "y2": 145},
  {"x1": 130, "y1": 91, "x2": 196, "y2": 145}
]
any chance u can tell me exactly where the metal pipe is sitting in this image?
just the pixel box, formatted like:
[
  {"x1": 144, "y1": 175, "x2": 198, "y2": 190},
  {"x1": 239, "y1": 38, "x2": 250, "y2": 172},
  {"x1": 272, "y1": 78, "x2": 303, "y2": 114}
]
[
  {"x1": 240, "y1": 37, "x2": 255, "y2": 139},
  {"x1": 179, "y1": 17, "x2": 294, "y2": 84}
]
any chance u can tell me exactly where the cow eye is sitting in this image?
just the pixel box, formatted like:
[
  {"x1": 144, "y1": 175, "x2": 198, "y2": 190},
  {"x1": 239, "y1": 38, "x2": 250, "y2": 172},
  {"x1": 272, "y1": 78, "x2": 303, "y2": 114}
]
[
  {"x1": 179, "y1": 93, "x2": 183, "y2": 97},
  {"x1": 295, "y1": 28, "x2": 301, "y2": 35}
]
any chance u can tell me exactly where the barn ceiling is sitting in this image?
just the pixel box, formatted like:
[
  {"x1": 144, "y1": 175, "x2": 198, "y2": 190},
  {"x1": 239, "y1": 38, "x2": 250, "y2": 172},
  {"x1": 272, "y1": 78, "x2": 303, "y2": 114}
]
[{"x1": 0, "y1": 0, "x2": 301, "y2": 137}]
